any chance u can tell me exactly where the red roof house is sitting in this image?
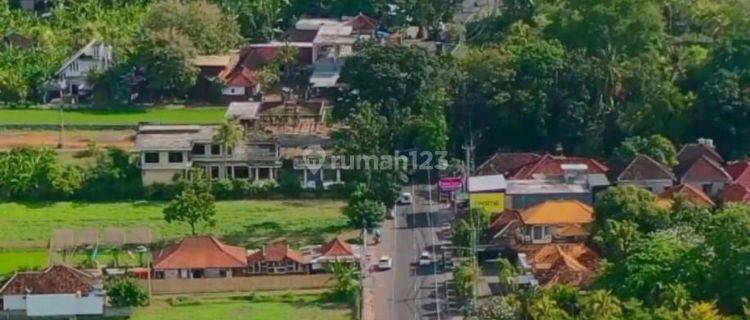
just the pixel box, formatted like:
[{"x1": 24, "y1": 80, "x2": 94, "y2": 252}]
[
  {"x1": 616, "y1": 154, "x2": 675, "y2": 193},
  {"x1": 0, "y1": 265, "x2": 104, "y2": 316},
  {"x1": 725, "y1": 160, "x2": 750, "y2": 189},
  {"x1": 724, "y1": 183, "x2": 750, "y2": 203},
  {"x1": 511, "y1": 154, "x2": 609, "y2": 180},
  {"x1": 152, "y1": 236, "x2": 248, "y2": 279},
  {"x1": 247, "y1": 241, "x2": 309, "y2": 274},
  {"x1": 319, "y1": 237, "x2": 357, "y2": 261},
  {"x1": 676, "y1": 155, "x2": 731, "y2": 196},
  {"x1": 657, "y1": 184, "x2": 716, "y2": 208},
  {"x1": 475, "y1": 152, "x2": 542, "y2": 176}
]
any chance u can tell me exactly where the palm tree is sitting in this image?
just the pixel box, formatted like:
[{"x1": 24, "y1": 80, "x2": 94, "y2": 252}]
[
  {"x1": 326, "y1": 261, "x2": 361, "y2": 302},
  {"x1": 275, "y1": 44, "x2": 299, "y2": 83},
  {"x1": 498, "y1": 258, "x2": 520, "y2": 293},
  {"x1": 580, "y1": 290, "x2": 623, "y2": 319},
  {"x1": 213, "y1": 119, "x2": 243, "y2": 179}
]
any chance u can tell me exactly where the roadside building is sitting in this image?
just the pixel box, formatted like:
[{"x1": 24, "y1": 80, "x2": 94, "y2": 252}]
[
  {"x1": 191, "y1": 53, "x2": 238, "y2": 102},
  {"x1": 616, "y1": 154, "x2": 675, "y2": 193},
  {"x1": 515, "y1": 200, "x2": 594, "y2": 245},
  {"x1": 247, "y1": 241, "x2": 309, "y2": 274},
  {"x1": 468, "y1": 174, "x2": 507, "y2": 214},
  {"x1": 307, "y1": 237, "x2": 361, "y2": 271},
  {"x1": 0, "y1": 265, "x2": 104, "y2": 317},
  {"x1": 134, "y1": 124, "x2": 281, "y2": 185},
  {"x1": 152, "y1": 236, "x2": 248, "y2": 279}
]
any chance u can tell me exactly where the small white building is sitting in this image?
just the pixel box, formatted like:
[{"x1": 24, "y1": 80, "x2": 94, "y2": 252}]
[
  {"x1": 46, "y1": 40, "x2": 114, "y2": 103},
  {"x1": 0, "y1": 265, "x2": 104, "y2": 317}
]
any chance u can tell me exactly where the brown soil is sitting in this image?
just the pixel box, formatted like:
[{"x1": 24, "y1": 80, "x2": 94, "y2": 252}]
[{"x1": 0, "y1": 130, "x2": 135, "y2": 151}]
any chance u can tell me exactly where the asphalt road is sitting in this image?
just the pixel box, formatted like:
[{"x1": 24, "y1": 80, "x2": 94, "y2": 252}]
[{"x1": 372, "y1": 183, "x2": 453, "y2": 320}]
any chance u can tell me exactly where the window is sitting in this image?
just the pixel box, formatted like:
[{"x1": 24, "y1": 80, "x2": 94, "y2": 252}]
[
  {"x1": 70, "y1": 61, "x2": 79, "y2": 72},
  {"x1": 191, "y1": 144, "x2": 206, "y2": 155},
  {"x1": 226, "y1": 166, "x2": 233, "y2": 177},
  {"x1": 168, "y1": 152, "x2": 183, "y2": 163},
  {"x1": 532, "y1": 226, "x2": 544, "y2": 240},
  {"x1": 323, "y1": 169, "x2": 338, "y2": 181},
  {"x1": 703, "y1": 184, "x2": 712, "y2": 194},
  {"x1": 258, "y1": 167, "x2": 270, "y2": 180},
  {"x1": 211, "y1": 144, "x2": 221, "y2": 155},
  {"x1": 210, "y1": 166, "x2": 220, "y2": 179},
  {"x1": 144, "y1": 152, "x2": 159, "y2": 164},
  {"x1": 234, "y1": 166, "x2": 250, "y2": 179}
]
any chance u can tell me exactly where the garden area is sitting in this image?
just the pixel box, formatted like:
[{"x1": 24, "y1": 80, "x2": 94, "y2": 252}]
[
  {"x1": 131, "y1": 291, "x2": 352, "y2": 320},
  {"x1": 0, "y1": 107, "x2": 227, "y2": 126},
  {"x1": 0, "y1": 200, "x2": 348, "y2": 275}
]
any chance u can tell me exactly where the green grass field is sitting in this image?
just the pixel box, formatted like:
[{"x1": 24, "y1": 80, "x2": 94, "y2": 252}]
[
  {"x1": 0, "y1": 200, "x2": 347, "y2": 275},
  {"x1": 132, "y1": 292, "x2": 352, "y2": 320},
  {"x1": 0, "y1": 200, "x2": 347, "y2": 248},
  {"x1": 0, "y1": 107, "x2": 227, "y2": 125}
]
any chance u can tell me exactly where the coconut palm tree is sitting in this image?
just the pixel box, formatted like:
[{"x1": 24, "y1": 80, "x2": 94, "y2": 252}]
[
  {"x1": 327, "y1": 261, "x2": 361, "y2": 302},
  {"x1": 213, "y1": 119, "x2": 243, "y2": 179}
]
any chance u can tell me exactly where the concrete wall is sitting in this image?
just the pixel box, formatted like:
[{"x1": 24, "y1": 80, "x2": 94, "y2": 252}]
[
  {"x1": 142, "y1": 169, "x2": 183, "y2": 185},
  {"x1": 141, "y1": 274, "x2": 332, "y2": 295},
  {"x1": 2, "y1": 295, "x2": 25, "y2": 311},
  {"x1": 25, "y1": 294, "x2": 103, "y2": 316}
]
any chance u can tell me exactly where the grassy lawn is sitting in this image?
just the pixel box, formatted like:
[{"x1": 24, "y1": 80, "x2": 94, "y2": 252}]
[
  {"x1": 0, "y1": 200, "x2": 347, "y2": 248},
  {"x1": 0, "y1": 107, "x2": 227, "y2": 125},
  {"x1": 131, "y1": 292, "x2": 352, "y2": 320},
  {"x1": 0, "y1": 199, "x2": 347, "y2": 275}
]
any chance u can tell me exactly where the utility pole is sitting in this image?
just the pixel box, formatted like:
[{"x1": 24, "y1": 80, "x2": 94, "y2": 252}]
[{"x1": 461, "y1": 133, "x2": 478, "y2": 309}]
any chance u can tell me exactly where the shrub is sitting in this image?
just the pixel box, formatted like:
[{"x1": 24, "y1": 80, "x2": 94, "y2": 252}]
[{"x1": 106, "y1": 277, "x2": 149, "y2": 307}]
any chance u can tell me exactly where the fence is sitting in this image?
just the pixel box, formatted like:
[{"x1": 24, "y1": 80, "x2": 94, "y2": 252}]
[{"x1": 141, "y1": 274, "x2": 333, "y2": 295}]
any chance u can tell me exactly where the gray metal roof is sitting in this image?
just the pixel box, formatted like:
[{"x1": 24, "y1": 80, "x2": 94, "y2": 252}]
[
  {"x1": 134, "y1": 125, "x2": 214, "y2": 151},
  {"x1": 226, "y1": 102, "x2": 261, "y2": 120}
]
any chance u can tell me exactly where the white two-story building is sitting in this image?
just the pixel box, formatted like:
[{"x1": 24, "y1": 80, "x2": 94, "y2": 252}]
[
  {"x1": 134, "y1": 124, "x2": 281, "y2": 185},
  {"x1": 46, "y1": 40, "x2": 114, "y2": 103}
]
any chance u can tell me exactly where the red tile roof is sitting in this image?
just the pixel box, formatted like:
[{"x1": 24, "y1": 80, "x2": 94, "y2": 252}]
[
  {"x1": 677, "y1": 142, "x2": 724, "y2": 167},
  {"x1": 320, "y1": 237, "x2": 355, "y2": 258},
  {"x1": 658, "y1": 184, "x2": 715, "y2": 207},
  {"x1": 247, "y1": 242, "x2": 305, "y2": 264},
  {"x1": 678, "y1": 155, "x2": 731, "y2": 183},
  {"x1": 724, "y1": 183, "x2": 750, "y2": 203},
  {"x1": 526, "y1": 244, "x2": 600, "y2": 288},
  {"x1": 725, "y1": 160, "x2": 750, "y2": 188},
  {"x1": 475, "y1": 153, "x2": 542, "y2": 176},
  {"x1": 511, "y1": 154, "x2": 609, "y2": 179},
  {"x1": 152, "y1": 236, "x2": 247, "y2": 270},
  {"x1": 343, "y1": 13, "x2": 378, "y2": 33},
  {"x1": 617, "y1": 154, "x2": 675, "y2": 182},
  {"x1": 0, "y1": 265, "x2": 96, "y2": 295}
]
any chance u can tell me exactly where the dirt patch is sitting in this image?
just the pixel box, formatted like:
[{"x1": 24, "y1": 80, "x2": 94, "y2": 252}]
[{"x1": 0, "y1": 129, "x2": 135, "y2": 151}]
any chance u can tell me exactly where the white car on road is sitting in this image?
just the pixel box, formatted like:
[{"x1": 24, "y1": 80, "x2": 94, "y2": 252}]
[
  {"x1": 378, "y1": 256, "x2": 393, "y2": 270},
  {"x1": 418, "y1": 251, "x2": 432, "y2": 266},
  {"x1": 398, "y1": 192, "x2": 413, "y2": 205}
]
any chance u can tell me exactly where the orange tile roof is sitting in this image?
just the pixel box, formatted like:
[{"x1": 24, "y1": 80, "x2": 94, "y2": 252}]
[
  {"x1": 520, "y1": 200, "x2": 594, "y2": 225},
  {"x1": 152, "y1": 236, "x2": 247, "y2": 270},
  {"x1": 658, "y1": 184, "x2": 715, "y2": 207},
  {"x1": 320, "y1": 237, "x2": 355, "y2": 258},
  {"x1": 527, "y1": 243, "x2": 600, "y2": 288},
  {"x1": 247, "y1": 242, "x2": 305, "y2": 264}
]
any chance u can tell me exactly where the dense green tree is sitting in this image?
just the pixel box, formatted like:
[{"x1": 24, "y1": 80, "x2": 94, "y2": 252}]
[
  {"x1": 596, "y1": 226, "x2": 711, "y2": 306},
  {"x1": 693, "y1": 33, "x2": 750, "y2": 158},
  {"x1": 106, "y1": 277, "x2": 149, "y2": 307},
  {"x1": 594, "y1": 185, "x2": 669, "y2": 233},
  {"x1": 132, "y1": 29, "x2": 199, "y2": 99},
  {"x1": 142, "y1": 0, "x2": 241, "y2": 54},
  {"x1": 216, "y1": 0, "x2": 290, "y2": 42},
  {"x1": 336, "y1": 44, "x2": 454, "y2": 152},
  {"x1": 343, "y1": 196, "x2": 385, "y2": 232},
  {"x1": 611, "y1": 135, "x2": 679, "y2": 167},
  {"x1": 163, "y1": 177, "x2": 217, "y2": 235},
  {"x1": 705, "y1": 204, "x2": 750, "y2": 313}
]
